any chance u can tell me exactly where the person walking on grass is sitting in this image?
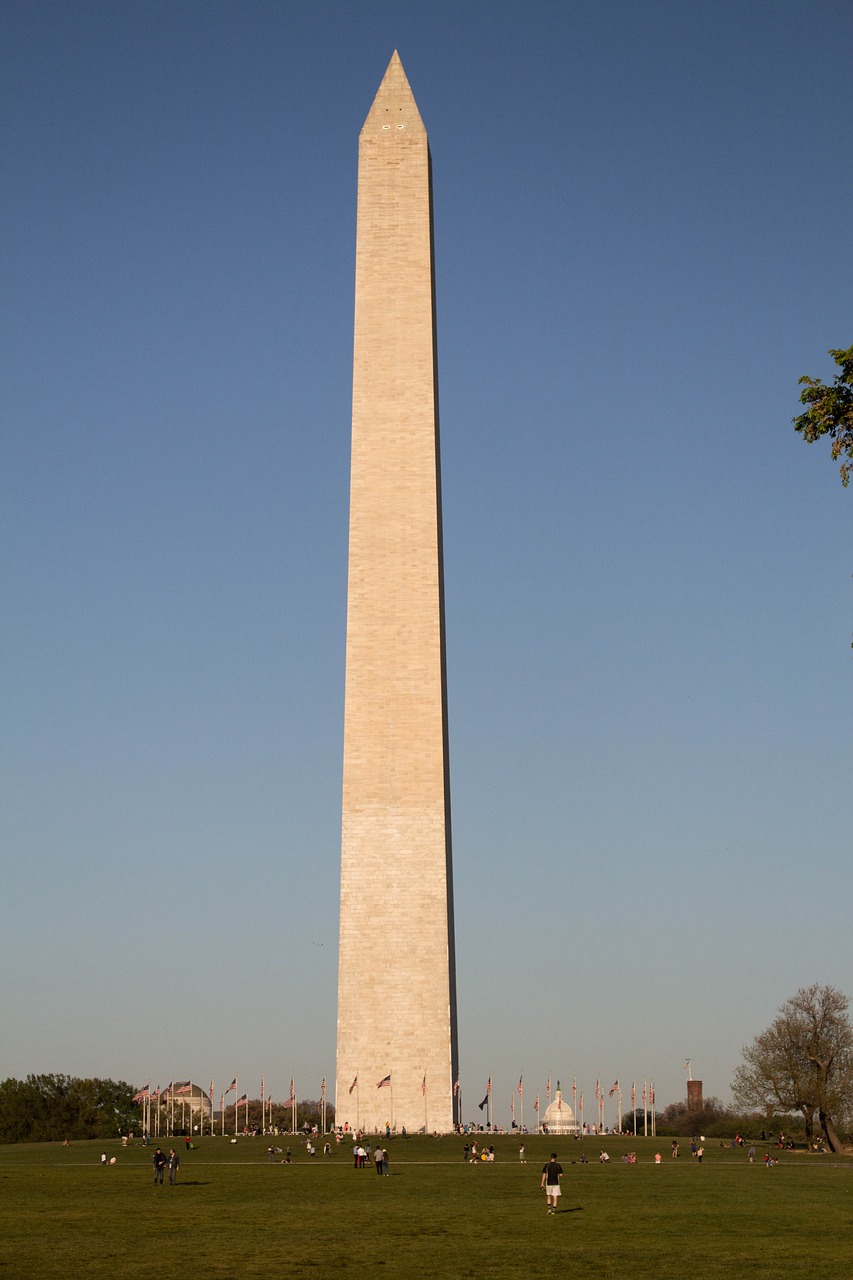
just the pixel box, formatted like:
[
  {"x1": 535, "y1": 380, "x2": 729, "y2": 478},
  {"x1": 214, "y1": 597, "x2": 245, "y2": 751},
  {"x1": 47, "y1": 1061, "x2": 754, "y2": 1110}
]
[{"x1": 541, "y1": 1152, "x2": 563, "y2": 1215}]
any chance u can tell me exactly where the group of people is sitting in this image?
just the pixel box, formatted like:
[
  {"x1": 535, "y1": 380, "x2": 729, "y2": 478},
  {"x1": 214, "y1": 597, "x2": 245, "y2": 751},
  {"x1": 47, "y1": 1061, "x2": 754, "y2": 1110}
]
[
  {"x1": 463, "y1": 1141, "x2": 497, "y2": 1162},
  {"x1": 351, "y1": 1142, "x2": 390, "y2": 1174},
  {"x1": 152, "y1": 1147, "x2": 180, "y2": 1185}
]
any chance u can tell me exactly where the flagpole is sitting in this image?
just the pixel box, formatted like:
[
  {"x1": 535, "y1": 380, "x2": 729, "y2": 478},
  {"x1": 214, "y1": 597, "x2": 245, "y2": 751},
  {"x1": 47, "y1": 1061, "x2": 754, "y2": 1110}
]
[
  {"x1": 424, "y1": 1075, "x2": 427, "y2": 1135},
  {"x1": 234, "y1": 1076, "x2": 238, "y2": 1137},
  {"x1": 617, "y1": 1083, "x2": 622, "y2": 1134},
  {"x1": 643, "y1": 1078, "x2": 648, "y2": 1138}
]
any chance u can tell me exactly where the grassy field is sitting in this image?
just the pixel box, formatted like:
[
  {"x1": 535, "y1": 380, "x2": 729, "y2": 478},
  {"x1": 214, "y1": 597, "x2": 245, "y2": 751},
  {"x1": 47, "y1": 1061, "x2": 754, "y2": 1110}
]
[{"x1": 0, "y1": 1133, "x2": 850, "y2": 1279}]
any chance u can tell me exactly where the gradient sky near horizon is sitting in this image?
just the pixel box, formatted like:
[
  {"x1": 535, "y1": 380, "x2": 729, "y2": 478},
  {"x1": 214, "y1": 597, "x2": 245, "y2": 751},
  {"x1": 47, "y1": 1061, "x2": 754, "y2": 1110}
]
[{"x1": 2, "y1": 0, "x2": 851, "y2": 1126}]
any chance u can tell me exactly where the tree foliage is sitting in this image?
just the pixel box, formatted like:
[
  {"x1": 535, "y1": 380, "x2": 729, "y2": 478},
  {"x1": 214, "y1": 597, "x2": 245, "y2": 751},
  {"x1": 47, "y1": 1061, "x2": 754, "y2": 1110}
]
[
  {"x1": 655, "y1": 1096, "x2": 730, "y2": 1137},
  {"x1": 0, "y1": 1075, "x2": 140, "y2": 1144},
  {"x1": 732, "y1": 984, "x2": 853, "y2": 1152},
  {"x1": 793, "y1": 346, "x2": 853, "y2": 487}
]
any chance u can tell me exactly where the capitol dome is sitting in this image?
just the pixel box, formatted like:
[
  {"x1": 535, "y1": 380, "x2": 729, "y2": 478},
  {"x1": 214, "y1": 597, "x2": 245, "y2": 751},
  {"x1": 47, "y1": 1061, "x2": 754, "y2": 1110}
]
[{"x1": 542, "y1": 1084, "x2": 578, "y2": 1135}]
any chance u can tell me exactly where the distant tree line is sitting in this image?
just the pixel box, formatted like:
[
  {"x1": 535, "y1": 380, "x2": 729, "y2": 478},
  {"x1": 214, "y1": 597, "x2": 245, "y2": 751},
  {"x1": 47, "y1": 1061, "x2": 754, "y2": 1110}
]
[
  {"x1": 0, "y1": 1075, "x2": 140, "y2": 1144},
  {"x1": 221, "y1": 1098, "x2": 334, "y2": 1134}
]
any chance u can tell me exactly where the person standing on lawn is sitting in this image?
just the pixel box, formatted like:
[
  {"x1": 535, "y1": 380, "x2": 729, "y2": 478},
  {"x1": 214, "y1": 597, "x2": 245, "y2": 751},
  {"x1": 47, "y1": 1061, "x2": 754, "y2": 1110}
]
[{"x1": 541, "y1": 1153, "x2": 563, "y2": 1215}]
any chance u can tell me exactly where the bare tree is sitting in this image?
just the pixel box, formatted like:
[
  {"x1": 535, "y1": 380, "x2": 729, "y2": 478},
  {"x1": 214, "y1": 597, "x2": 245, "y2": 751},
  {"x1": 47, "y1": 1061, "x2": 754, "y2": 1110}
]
[{"x1": 733, "y1": 984, "x2": 853, "y2": 1152}]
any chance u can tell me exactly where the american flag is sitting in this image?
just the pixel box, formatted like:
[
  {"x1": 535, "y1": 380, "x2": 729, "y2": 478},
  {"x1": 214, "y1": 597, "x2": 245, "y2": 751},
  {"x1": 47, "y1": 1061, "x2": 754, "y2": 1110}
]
[
  {"x1": 517, "y1": 1076, "x2": 523, "y2": 1097},
  {"x1": 534, "y1": 1093, "x2": 539, "y2": 1112},
  {"x1": 421, "y1": 1075, "x2": 426, "y2": 1096},
  {"x1": 377, "y1": 1074, "x2": 391, "y2": 1089},
  {"x1": 572, "y1": 1076, "x2": 577, "y2": 1101},
  {"x1": 609, "y1": 1080, "x2": 618, "y2": 1099},
  {"x1": 289, "y1": 1076, "x2": 295, "y2": 1101},
  {"x1": 487, "y1": 1076, "x2": 492, "y2": 1094},
  {"x1": 225, "y1": 1078, "x2": 237, "y2": 1095},
  {"x1": 321, "y1": 1076, "x2": 326, "y2": 1098},
  {"x1": 631, "y1": 1080, "x2": 636, "y2": 1107},
  {"x1": 349, "y1": 1076, "x2": 358, "y2": 1095},
  {"x1": 175, "y1": 1081, "x2": 192, "y2": 1095},
  {"x1": 546, "y1": 1075, "x2": 551, "y2": 1100},
  {"x1": 453, "y1": 1080, "x2": 460, "y2": 1097},
  {"x1": 237, "y1": 1094, "x2": 247, "y2": 1105},
  {"x1": 209, "y1": 1078, "x2": 215, "y2": 1103}
]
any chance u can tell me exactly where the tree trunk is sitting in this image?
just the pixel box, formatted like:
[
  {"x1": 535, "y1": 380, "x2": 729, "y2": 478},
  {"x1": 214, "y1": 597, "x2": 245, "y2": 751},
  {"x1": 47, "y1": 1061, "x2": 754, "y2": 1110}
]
[{"x1": 818, "y1": 1108, "x2": 848, "y2": 1153}]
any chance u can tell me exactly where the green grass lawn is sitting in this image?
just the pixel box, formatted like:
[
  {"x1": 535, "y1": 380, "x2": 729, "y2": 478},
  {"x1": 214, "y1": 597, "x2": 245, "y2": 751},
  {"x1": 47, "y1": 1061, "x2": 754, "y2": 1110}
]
[{"x1": 0, "y1": 1133, "x2": 850, "y2": 1279}]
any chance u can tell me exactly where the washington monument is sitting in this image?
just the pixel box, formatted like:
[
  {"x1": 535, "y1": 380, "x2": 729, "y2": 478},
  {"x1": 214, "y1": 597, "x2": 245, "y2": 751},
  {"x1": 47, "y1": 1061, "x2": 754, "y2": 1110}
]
[{"x1": 335, "y1": 52, "x2": 458, "y2": 1134}]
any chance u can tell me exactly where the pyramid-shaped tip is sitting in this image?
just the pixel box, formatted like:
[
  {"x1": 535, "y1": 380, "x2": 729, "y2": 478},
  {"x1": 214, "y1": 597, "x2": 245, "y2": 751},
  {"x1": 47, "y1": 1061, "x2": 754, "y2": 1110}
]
[{"x1": 361, "y1": 50, "x2": 425, "y2": 136}]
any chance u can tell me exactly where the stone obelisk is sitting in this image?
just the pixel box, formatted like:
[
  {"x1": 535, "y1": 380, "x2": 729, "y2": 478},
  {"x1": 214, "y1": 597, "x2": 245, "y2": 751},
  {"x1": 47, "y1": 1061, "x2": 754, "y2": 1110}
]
[{"x1": 336, "y1": 52, "x2": 458, "y2": 1134}]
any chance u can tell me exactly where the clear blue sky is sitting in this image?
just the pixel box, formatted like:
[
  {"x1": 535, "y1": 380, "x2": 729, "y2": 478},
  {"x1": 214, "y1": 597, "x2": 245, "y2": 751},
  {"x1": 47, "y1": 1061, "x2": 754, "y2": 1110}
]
[{"x1": 2, "y1": 0, "x2": 850, "y2": 1126}]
